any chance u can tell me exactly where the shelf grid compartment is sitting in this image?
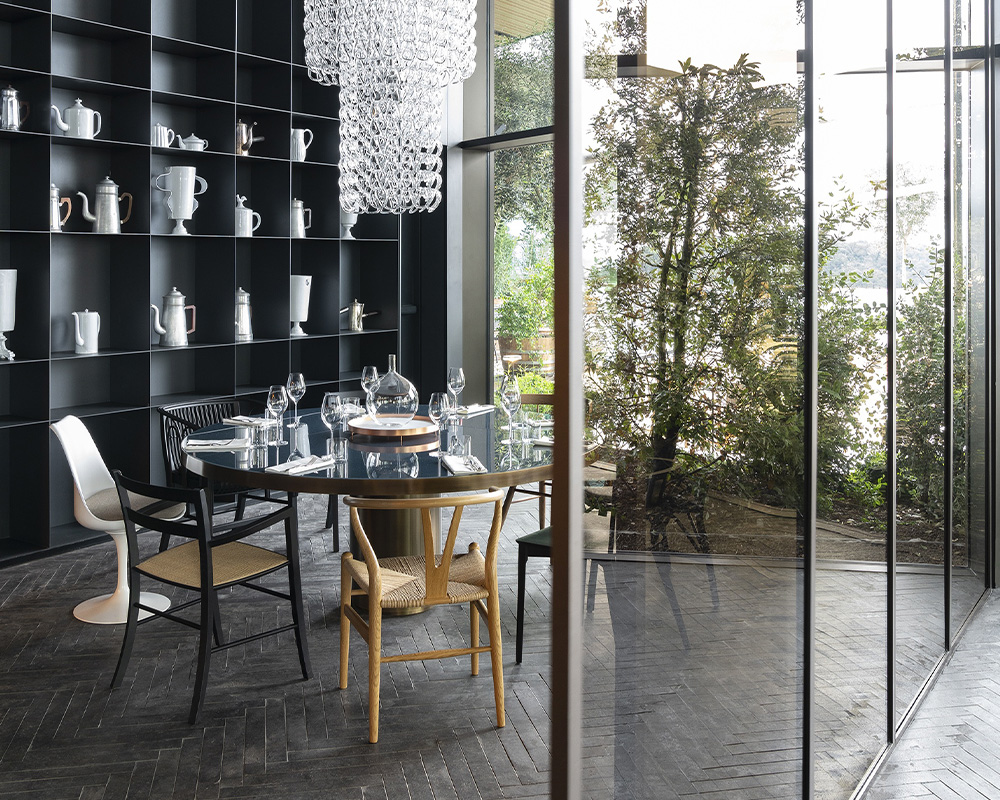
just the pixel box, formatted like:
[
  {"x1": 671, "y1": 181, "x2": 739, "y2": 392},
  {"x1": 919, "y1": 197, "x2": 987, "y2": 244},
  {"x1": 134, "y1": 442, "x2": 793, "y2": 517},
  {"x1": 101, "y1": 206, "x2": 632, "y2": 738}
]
[
  {"x1": 235, "y1": 157, "x2": 290, "y2": 237},
  {"x1": 50, "y1": 81, "x2": 151, "y2": 146},
  {"x1": 0, "y1": 234, "x2": 48, "y2": 362},
  {"x1": 291, "y1": 240, "x2": 339, "y2": 336},
  {"x1": 237, "y1": 55, "x2": 290, "y2": 112},
  {"x1": 347, "y1": 212, "x2": 401, "y2": 242},
  {"x1": 50, "y1": 350, "x2": 150, "y2": 419},
  {"x1": 236, "y1": 0, "x2": 291, "y2": 63},
  {"x1": 235, "y1": 339, "x2": 289, "y2": 399},
  {"x1": 0, "y1": 136, "x2": 50, "y2": 231},
  {"x1": 150, "y1": 237, "x2": 234, "y2": 346},
  {"x1": 0, "y1": 422, "x2": 49, "y2": 551},
  {"x1": 0, "y1": 71, "x2": 49, "y2": 135},
  {"x1": 339, "y1": 330, "x2": 399, "y2": 385},
  {"x1": 291, "y1": 335, "x2": 339, "y2": 391},
  {"x1": 48, "y1": 408, "x2": 149, "y2": 535},
  {"x1": 149, "y1": 344, "x2": 235, "y2": 407},
  {"x1": 234, "y1": 106, "x2": 291, "y2": 161},
  {"x1": 50, "y1": 142, "x2": 150, "y2": 233},
  {"x1": 340, "y1": 239, "x2": 401, "y2": 335},
  {"x1": 50, "y1": 235, "x2": 149, "y2": 355},
  {"x1": 151, "y1": 0, "x2": 235, "y2": 51},
  {"x1": 150, "y1": 152, "x2": 234, "y2": 237},
  {"x1": 151, "y1": 96, "x2": 235, "y2": 156},
  {"x1": 53, "y1": 0, "x2": 149, "y2": 34},
  {"x1": 0, "y1": 362, "x2": 49, "y2": 425},
  {"x1": 51, "y1": 17, "x2": 151, "y2": 89},
  {"x1": 0, "y1": 7, "x2": 50, "y2": 73},
  {"x1": 235, "y1": 238, "x2": 290, "y2": 341},
  {"x1": 292, "y1": 65, "x2": 338, "y2": 119},
  {"x1": 290, "y1": 115, "x2": 339, "y2": 166},
  {"x1": 151, "y1": 37, "x2": 233, "y2": 103},
  {"x1": 291, "y1": 163, "x2": 339, "y2": 238}
]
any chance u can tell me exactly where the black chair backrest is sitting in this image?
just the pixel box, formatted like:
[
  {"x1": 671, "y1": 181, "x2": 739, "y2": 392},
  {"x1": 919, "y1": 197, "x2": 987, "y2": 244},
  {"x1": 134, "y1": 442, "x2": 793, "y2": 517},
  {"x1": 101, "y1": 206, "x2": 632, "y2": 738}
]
[
  {"x1": 158, "y1": 400, "x2": 241, "y2": 489},
  {"x1": 112, "y1": 469, "x2": 209, "y2": 545}
]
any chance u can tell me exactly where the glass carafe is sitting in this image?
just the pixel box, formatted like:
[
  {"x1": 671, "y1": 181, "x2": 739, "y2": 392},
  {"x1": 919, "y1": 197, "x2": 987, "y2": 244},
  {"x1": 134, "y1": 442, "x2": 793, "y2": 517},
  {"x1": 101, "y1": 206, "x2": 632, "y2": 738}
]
[{"x1": 366, "y1": 354, "x2": 419, "y2": 427}]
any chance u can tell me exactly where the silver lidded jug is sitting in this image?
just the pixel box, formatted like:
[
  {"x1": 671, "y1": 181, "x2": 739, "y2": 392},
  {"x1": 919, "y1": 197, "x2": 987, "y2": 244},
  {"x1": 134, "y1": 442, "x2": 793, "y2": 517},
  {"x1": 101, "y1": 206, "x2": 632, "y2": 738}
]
[
  {"x1": 49, "y1": 184, "x2": 72, "y2": 232},
  {"x1": 1, "y1": 86, "x2": 29, "y2": 131},
  {"x1": 235, "y1": 287, "x2": 252, "y2": 341},
  {"x1": 77, "y1": 176, "x2": 132, "y2": 233},
  {"x1": 151, "y1": 287, "x2": 196, "y2": 347}
]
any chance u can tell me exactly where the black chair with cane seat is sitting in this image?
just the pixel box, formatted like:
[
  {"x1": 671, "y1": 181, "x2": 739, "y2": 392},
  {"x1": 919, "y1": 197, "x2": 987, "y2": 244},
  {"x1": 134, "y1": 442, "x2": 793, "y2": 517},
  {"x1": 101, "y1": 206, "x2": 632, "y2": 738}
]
[{"x1": 110, "y1": 470, "x2": 311, "y2": 724}]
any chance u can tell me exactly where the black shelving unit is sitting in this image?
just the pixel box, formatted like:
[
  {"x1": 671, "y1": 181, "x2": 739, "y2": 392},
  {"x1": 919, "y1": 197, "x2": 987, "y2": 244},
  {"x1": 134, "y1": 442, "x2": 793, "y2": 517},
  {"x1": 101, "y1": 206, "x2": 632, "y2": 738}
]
[{"x1": 0, "y1": 0, "x2": 404, "y2": 561}]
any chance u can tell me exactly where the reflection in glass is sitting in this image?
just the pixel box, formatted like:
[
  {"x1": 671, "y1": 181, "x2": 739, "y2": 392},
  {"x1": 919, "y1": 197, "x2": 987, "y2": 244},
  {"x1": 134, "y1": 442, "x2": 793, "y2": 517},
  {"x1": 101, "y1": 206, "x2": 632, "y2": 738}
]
[{"x1": 493, "y1": 0, "x2": 553, "y2": 134}]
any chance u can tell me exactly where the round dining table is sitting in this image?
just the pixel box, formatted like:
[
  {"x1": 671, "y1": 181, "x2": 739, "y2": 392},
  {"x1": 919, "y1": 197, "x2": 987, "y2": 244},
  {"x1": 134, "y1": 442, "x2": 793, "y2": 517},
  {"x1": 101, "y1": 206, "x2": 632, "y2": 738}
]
[{"x1": 183, "y1": 407, "x2": 553, "y2": 555}]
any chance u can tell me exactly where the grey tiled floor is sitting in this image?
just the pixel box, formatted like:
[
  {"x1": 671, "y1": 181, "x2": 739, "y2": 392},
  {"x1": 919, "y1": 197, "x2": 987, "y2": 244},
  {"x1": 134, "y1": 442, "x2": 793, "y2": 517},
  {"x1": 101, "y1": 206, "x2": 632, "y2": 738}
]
[{"x1": 0, "y1": 494, "x2": 992, "y2": 799}]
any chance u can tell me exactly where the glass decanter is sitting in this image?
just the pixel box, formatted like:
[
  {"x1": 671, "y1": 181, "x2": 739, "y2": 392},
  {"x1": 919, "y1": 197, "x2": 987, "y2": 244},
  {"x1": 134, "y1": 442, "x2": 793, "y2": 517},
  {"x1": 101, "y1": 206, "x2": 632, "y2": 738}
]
[{"x1": 366, "y1": 354, "x2": 419, "y2": 427}]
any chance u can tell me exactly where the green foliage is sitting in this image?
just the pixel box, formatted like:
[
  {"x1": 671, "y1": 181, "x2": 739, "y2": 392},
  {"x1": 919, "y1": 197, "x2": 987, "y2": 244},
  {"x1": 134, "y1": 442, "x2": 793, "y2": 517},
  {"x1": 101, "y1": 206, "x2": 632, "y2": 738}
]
[{"x1": 496, "y1": 257, "x2": 554, "y2": 343}]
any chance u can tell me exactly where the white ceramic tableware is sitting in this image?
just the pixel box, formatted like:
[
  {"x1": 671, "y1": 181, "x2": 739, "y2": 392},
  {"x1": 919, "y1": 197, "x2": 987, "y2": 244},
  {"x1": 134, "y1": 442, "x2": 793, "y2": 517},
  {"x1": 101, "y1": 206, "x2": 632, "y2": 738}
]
[
  {"x1": 51, "y1": 98, "x2": 101, "y2": 138},
  {"x1": 151, "y1": 122, "x2": 175, "y2": 147},
  {"x1": 235, "y1": 195, "x2": 262, "y2": 237},
  {"x1": 72, "y1": 309, "x2": 100, "y2": 354},
  {"x1": 290, "y1": 128, "x2": 313, "y2": 161}
]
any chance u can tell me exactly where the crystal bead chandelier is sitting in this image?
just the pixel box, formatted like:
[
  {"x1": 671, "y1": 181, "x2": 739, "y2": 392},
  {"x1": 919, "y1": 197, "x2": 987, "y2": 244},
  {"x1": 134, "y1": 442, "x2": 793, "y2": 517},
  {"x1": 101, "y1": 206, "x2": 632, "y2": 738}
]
[{"x1": 303, "y1": 0, "x2": 477, "y2": 214}]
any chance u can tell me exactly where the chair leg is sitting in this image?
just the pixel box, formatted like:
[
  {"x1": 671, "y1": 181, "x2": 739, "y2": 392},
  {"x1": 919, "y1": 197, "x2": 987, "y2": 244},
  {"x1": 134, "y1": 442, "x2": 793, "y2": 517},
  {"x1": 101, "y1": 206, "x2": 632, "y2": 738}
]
[
  {"x1": 211, "y1": 599, "x2": 223, "y2": 646},
  {"x1": 538, "y1": 484, "x2": 546, "y2": 528},
  {"x1": 586, "y1": 558, "x2": 599, "y2": 612},
  {"x1": 285, "y1": 504, "x2": 311, "y2": 679},
  {"x1": 470, "y1": 602, "x2": 480, "y2": 676},
  {"x1": 157, "y1": 532, "x2": 171, "y2": 553},
  {"x1": 368, "y1": 603, "x2": 382, "y2": 743},
  {"x1": 339, "y1": 554, "x2": 352, "y2": 690},
  {"x1": 516, "y1": 544, "x2": 528, "y2": 664},
  {"x1": 486, "y1": 591, "x2": 505, "y2": 728},
  {"x1": 325, "y1": 495, "x2": 339, "y2": 551},
  {"x1": 190, "y1": 587, "x2": 215, "y2": 724},
  {"x1": 110, "y1": 564, "x2": 141, "y2": 688},
  {"x1": 234, "y1": 492, "x2": 247, "y2": 522}
]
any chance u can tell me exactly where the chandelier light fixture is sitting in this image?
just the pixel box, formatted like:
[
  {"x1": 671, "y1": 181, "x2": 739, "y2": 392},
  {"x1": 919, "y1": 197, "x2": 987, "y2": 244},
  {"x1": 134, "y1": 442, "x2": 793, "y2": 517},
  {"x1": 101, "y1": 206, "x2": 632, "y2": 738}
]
[{"x1": 303, "y1": 0, "x2": 477, "y2": 214}]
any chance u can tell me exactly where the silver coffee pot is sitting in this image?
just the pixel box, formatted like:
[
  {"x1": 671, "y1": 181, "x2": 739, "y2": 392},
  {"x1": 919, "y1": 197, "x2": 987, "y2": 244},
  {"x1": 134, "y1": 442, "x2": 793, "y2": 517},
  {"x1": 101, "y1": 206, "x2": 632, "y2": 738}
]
[
  {"x1": 77, "y1": 176, "x2": 132, "y2": 233},
  {"x1": 235, "y1": 287, "x2": 253, "y2": 341},
  {"x1": 1, "y1": 86, "x2": 29, "y2": 131},
  {"x1": 49, "y1": 184, "x2": 72, "y2": 232},
  {"x1": 339, "y1": 299, "x2": 379, "y2": 332},
  {"x1": 236, "y1": 119, "x2": 263, "y2": 155},
  {"x1": 151, "y1": 287, "x2": 196, "y2": 347}
]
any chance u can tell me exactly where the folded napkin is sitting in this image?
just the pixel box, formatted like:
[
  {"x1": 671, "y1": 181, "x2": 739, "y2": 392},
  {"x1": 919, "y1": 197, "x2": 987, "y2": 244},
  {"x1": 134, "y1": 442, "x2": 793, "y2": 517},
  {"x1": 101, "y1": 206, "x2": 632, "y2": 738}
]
[
  {"x1": 222, "y1": 416, "x2": 275, "y2": 428},
  {"x1": 456, "y1": 404, "x2": 494, "y2": 417},
  {"x1": 442, "y1": 454, "x2": 488, "y2": 474},
  {"x1": 182, "y1": 437, "x2": 252, "y2": 451},
  {"x1": 265, "y1": 455, "x2": 336, "y2": 475},
  {"x1": 530, "y1": 437, "x2": 554, "y2": 447}
]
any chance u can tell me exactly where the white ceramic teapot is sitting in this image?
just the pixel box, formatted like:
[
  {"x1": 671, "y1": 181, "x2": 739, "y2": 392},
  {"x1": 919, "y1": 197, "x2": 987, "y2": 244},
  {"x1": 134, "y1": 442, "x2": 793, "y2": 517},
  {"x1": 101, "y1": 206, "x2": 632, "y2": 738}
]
[
  {"x1": 51, "y1": 98, "x2": 101, "y2": 139},
  {"x1": 72, "y1": 309, "x2": 100, "y2": 354},
  {"x1": 177, "y1": 133, "x2": 208, "y2": 151}
]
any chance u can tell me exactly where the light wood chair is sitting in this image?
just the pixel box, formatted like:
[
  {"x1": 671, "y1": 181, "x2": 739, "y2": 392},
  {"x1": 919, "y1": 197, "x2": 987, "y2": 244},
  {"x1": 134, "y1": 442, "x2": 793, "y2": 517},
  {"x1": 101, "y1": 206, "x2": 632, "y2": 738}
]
[{"x1": 339, "y1": 489, "x2": 506, "y2": 743}]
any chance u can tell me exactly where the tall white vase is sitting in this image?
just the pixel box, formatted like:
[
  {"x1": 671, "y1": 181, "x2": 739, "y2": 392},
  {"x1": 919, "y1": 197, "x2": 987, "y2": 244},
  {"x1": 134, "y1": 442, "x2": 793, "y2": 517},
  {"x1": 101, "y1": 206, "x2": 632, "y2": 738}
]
[
  {"x1": 0, "y1": 269, "x2": 15, "y2": 360},
  {"x1": 290, "y1": 275, "x2": 311, "y2": 336}
]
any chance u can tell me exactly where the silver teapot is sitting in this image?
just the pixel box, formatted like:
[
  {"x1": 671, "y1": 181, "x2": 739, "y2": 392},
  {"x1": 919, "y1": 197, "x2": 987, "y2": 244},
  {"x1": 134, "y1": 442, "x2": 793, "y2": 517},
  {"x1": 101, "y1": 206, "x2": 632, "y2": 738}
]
[
  {"x1": 236, "y1": 119, "x2": 263, "y2": 155},
  {"x1": 1, "y1": 86, "x2": 29, "y2": 131},
  {"x1": 339, "y1": 299, "x2": 379, "y2": 332},
  {"x1": 77, "y1": 177, "x2": 132, "y2": 233},
  {"x1": 235, "y1": 286, "x2": 253, "y2": 341},
  {"x1": 151, "y1": 287, "x2": 196, "y2": 347}
]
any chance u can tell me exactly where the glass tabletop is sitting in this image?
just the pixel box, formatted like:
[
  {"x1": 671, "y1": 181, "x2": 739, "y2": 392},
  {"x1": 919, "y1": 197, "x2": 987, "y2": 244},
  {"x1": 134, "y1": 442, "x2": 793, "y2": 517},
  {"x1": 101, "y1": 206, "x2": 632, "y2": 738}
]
[{"x1": 182, "y1": 406, "x2": 554, "y2": 495}]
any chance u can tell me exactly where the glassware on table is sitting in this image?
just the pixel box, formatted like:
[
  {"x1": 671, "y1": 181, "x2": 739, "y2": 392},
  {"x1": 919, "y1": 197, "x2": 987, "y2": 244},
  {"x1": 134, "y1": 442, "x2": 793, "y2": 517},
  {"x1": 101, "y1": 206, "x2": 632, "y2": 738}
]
[
  {"x1": 499, "y1": 372, "x2": 521, "y2": 444},
  {"x1": 329, "y1": 436, "x2": 348, "y2": 463},
  {"x1": 320, "y1": 392, "x2": 343, "y2": 431},
  {"x1": 427, "y1": 391, "x2": 452, "y2": 457},
  {"x1": 286, "y1": 372, "x2": 306, "y2": 424},
  {"x1": 366, "y1": 354, "x2": 419, "y2": 427},
  {"x1": 446, "y1": 366, "x2": 465, "y2": 408},
  {"x1": 266, "y1": 384, "x2": 289, "y2": 445},
  {"x1": 361, "y1": 365, "x2": 379, "y2": 412}
]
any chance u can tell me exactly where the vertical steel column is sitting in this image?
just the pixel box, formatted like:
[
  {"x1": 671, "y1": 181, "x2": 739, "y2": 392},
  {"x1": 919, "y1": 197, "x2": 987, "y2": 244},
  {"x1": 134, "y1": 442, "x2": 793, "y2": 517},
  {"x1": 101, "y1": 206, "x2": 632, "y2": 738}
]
[
  {"x1": 885, "y1": 0, "x2": 899, "y2": 741},
  {"x1": 944, "y1": 0, "x2": 955, "y2": 650},
  {"x1": 988, "y1": 0, "x2": 997, "y2": 592},
  {"x1": 550, "y1": 0, "x2": 584, "y2": 797},
  {"x1": 803, "y1": 0, "x2": 818, "y2": 796}
]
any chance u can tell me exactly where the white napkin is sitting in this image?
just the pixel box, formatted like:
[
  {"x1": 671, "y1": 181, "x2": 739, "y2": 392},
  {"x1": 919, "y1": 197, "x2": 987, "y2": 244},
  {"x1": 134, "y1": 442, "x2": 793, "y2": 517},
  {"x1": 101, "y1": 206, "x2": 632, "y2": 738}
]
[
  {"x1": 456, "y1": 404, "x2": 494, "y2": 417},
  {"x1": 442, "y1": 454, "x2": 488, "y2": 474},
  {"x1": 265, "y1": 455, "x2": 336, "y2": 475},
  {"x1": 182, "y1": 437, "x2": 252, "y2": 451},
  {"x1": 222, "y1": 416, "x2": 275, "y2": 428}
]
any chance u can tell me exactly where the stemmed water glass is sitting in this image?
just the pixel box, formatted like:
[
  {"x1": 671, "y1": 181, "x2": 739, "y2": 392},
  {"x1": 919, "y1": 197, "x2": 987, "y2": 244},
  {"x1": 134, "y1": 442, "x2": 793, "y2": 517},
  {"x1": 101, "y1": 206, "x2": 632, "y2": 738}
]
[
  {"x1": 447, "y1": 366, "x2": 465, "y2": 409},
  {"x1": 361, "y1": 365, "x2": 379, "y2": 415},
  {"x1": 321, "y1": 392, "x2": 343, "y2": 434},
  {"x1": 286, "y1": 372, "x2": 306, "y2": 424},
  {"x1": 266, "y1": 384, "x2": 289, "y2": 446},
  {"x1": 427, "y1": 391, "x2": 451, "y2": 457},
  {"x1": 499, "y1": 372, "x2": 521, "y2": 444}
]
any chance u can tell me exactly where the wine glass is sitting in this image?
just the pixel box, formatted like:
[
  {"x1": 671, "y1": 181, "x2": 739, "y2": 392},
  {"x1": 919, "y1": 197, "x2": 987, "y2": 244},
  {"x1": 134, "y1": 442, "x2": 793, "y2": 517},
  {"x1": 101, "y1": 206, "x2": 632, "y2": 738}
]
[
  {"x1": 446, "y1": 366, "x2": 465, "y2": 409},
  {"x1": 266, "y1": 384, "x2": 289, "y2": 446},
  {"x1": 286, "y1": 372, "x2": 306, "y2": 424},
  {"x1": 499, "y1": 372, "x2": 521, "y2": 444},
  {"x1": 361, "y1": 365, "x2": 379, "y2": 413},
  {"x1": 321, "y1": 392, "x2": 343, "y2": 433},
  {"x1": 427, "y1": 391, "x2": 451, "y2": 457}
]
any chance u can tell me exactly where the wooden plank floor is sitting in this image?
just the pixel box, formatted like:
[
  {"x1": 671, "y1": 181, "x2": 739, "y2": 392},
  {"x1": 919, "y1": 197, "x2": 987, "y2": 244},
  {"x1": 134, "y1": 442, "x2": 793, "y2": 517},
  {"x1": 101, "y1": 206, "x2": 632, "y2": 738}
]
[{"x1": 0, "y1": 493, "x2": 993, "y2": 799}]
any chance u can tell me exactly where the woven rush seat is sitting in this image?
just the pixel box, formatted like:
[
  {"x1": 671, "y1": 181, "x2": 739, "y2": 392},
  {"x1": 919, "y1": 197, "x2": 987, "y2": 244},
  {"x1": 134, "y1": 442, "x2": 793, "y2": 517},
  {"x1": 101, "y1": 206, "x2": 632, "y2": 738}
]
[
  {"x1": 137, "y1": 541, "x2": 288, "y2": 589},
  {"x1": 86, "y1": 487, "x2": 185, "y2": 523},
  {"x1": 343, "y1": 552, "x2": 488, "y2": 609}
]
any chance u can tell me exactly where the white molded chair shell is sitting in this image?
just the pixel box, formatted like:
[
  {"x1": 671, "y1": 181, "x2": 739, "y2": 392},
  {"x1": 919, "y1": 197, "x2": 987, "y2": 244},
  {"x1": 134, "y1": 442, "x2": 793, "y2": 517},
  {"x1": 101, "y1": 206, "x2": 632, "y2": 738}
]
[{"x1": 50, "y1": 415, "x2": 171, "y2": 625}]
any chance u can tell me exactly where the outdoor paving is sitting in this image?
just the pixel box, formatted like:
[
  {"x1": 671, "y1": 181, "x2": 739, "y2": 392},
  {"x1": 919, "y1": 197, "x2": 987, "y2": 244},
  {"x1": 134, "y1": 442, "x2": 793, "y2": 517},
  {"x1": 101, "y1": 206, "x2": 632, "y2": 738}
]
[{"x1": 0, "y1": 493, "x2": 992, "y2": 799}]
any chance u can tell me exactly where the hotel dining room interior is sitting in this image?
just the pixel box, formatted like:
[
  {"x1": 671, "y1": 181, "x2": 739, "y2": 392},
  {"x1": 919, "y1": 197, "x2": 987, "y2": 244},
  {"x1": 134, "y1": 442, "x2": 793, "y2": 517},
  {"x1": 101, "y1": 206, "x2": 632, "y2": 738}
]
[{"x1": 4, "y1": 1, "x2": 1000, "y2": 798}]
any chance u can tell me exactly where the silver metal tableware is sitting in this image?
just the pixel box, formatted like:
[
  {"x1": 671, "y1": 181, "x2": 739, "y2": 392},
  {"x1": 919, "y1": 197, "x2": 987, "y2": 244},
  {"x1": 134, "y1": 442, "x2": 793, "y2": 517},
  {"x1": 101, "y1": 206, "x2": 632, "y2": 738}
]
[
  {"x1": 1, "y1": 86, "x2": 29, "y2": 131},
  {"x1": 151, "y1": 287, "x2": 196, "y2": 347},
  {"x1": 77, "y1": 177, "x2": 132, "y2": 233}
]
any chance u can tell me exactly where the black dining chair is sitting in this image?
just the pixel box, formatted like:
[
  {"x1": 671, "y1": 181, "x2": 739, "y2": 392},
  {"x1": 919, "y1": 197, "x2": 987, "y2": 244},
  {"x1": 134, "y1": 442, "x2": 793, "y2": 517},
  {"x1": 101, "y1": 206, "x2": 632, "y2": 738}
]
[{"x1": 110, "y1": 470, "x2": 311, "y2": 724}]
